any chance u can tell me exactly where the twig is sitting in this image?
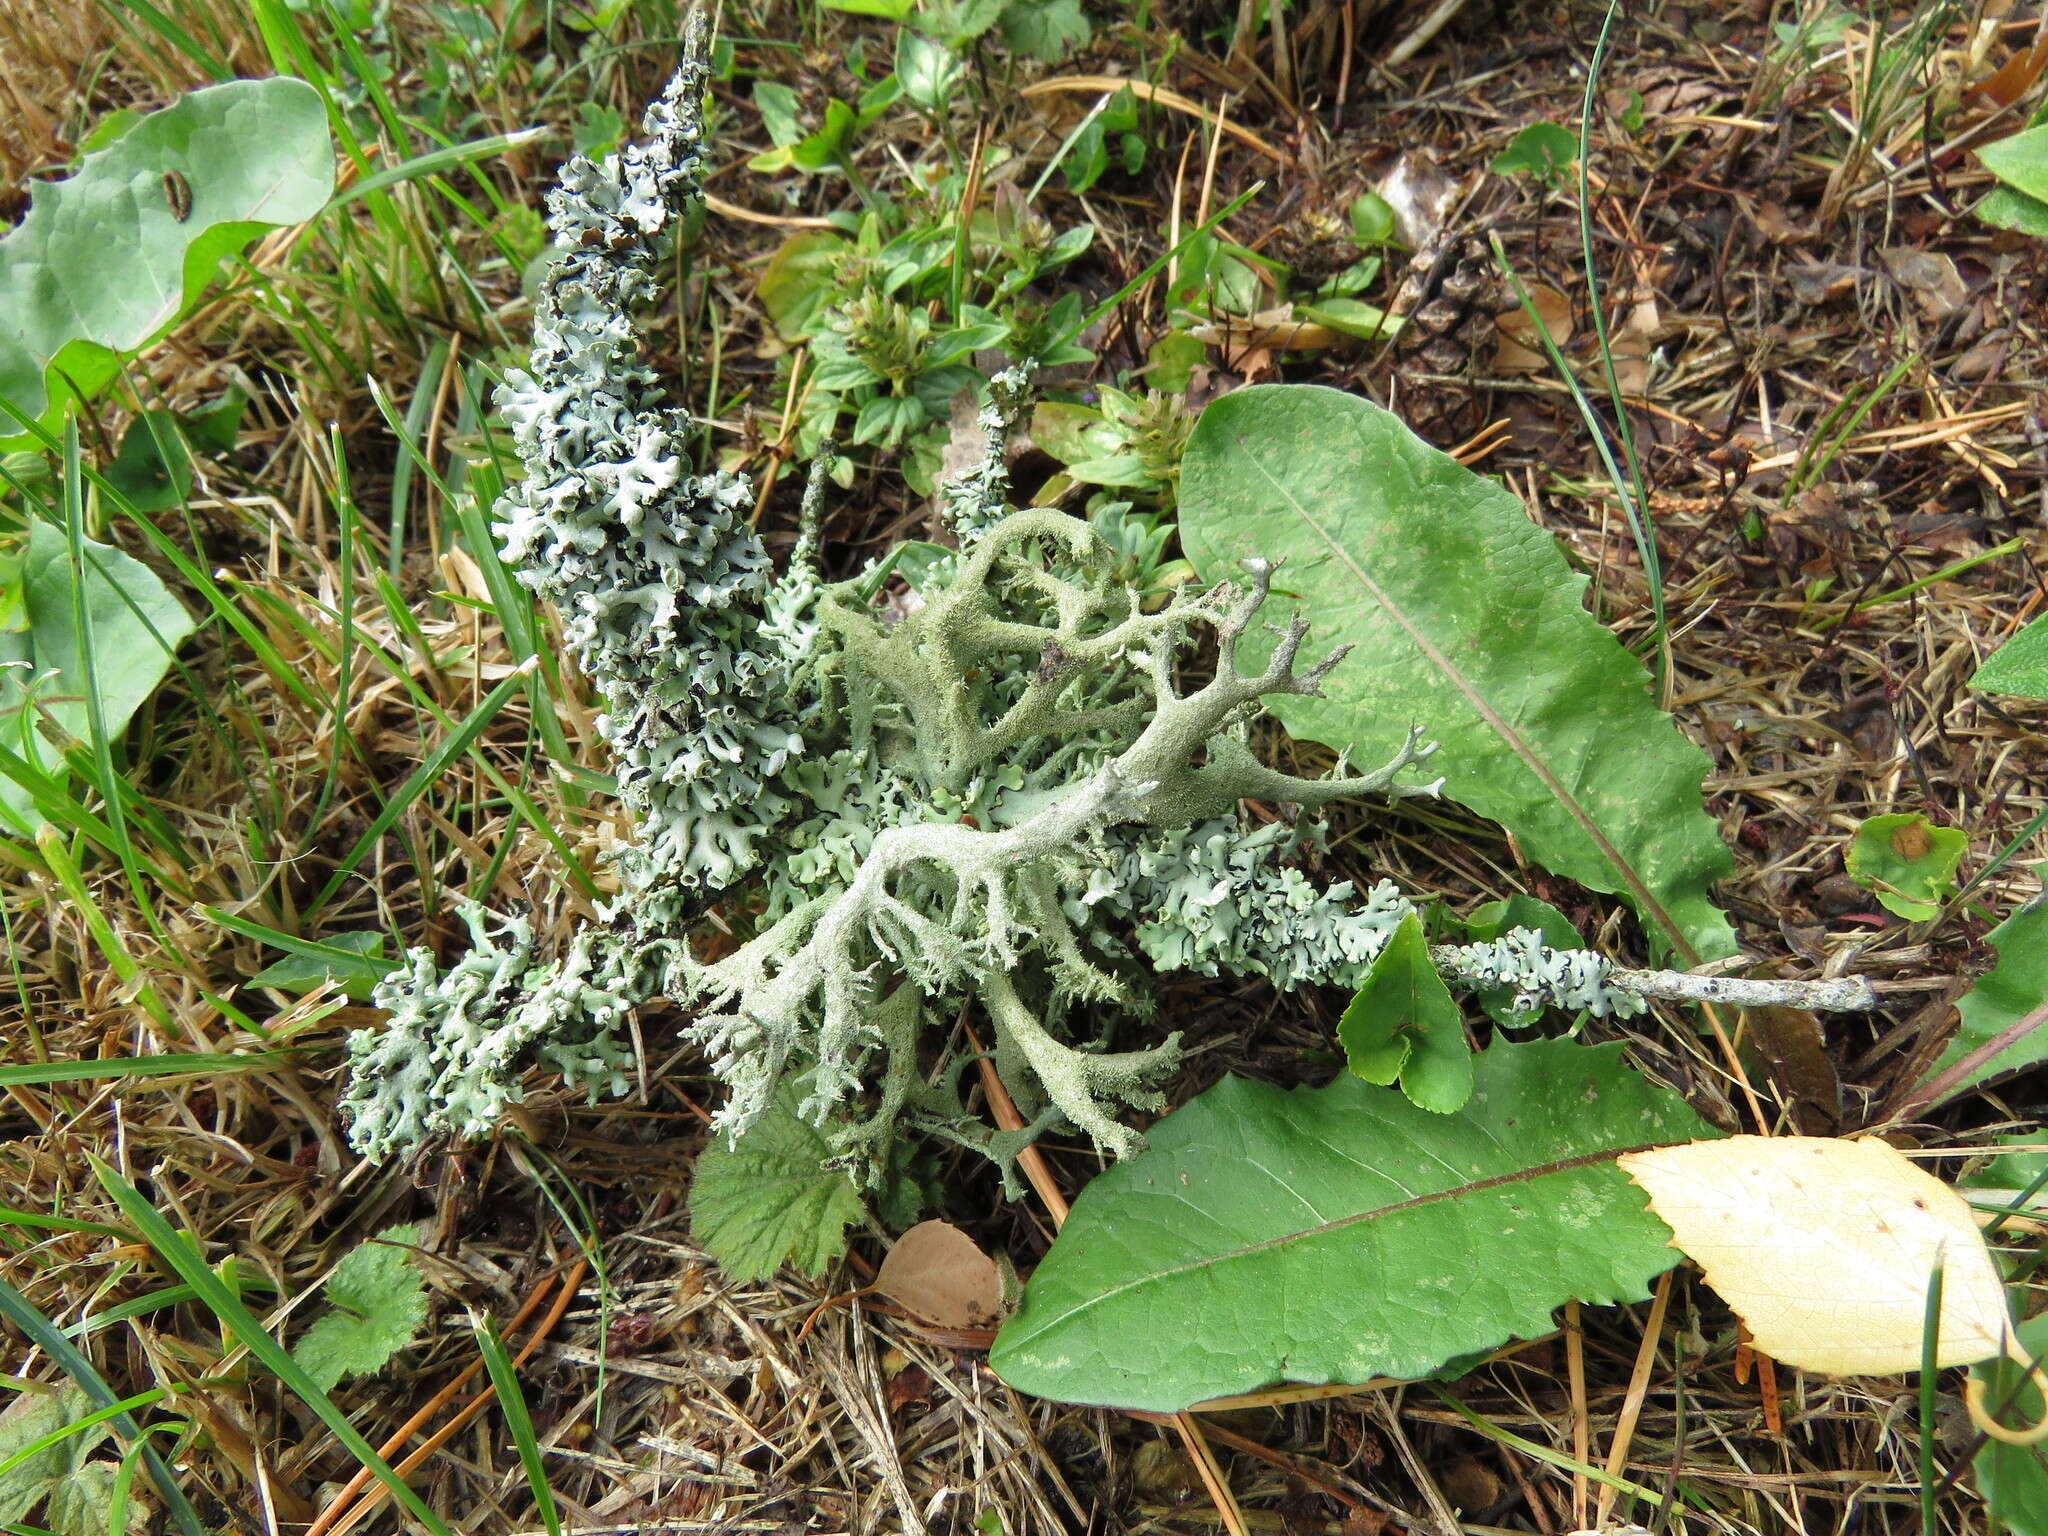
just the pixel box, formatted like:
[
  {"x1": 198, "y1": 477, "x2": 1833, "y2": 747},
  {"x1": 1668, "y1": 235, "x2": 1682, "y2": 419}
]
[
  {"x1": 1885, "y1": 995, "x2": 2048, "y2": 1123},
  {"x1": 1564, "y1": 1299, "x2": 1589, "y2": 1528},
  {"x1": 1599, "y1": 967, "x2": 1879, "y2": 1011},
  {"x1": 1594, "y1": 1269, "x2": 1674, "y2": 1529},
  {"x1": 1021, "y1": 76, "x2": 1296, "y2": 167}
]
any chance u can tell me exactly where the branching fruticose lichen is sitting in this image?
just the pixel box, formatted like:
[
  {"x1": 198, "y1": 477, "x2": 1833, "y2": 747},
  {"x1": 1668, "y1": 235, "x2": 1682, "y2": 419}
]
[{"x1": 339, "y1": 31, "x2": 1848, "y2": 1176}]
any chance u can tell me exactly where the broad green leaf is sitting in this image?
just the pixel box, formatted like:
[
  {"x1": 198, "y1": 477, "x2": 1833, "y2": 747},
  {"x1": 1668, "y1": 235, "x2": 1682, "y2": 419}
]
[
  {"x1": 1030, "y1": 402, "x2": 1121, "y2": 466},
  {"x1": 1973, "y1": 614, "x2": 2048, "y2": 699},
  {"x1": 104, "y1": 410, "x2": 193, "y2": 513},
  {"x1": 1463, "y1": 893, "x2": 1582, "y2": 949},
  {"x1": 248, "y1": 931, "x2": 396, "y2": 1000},
  {"x1": 1979, "y1": 185, "x2": 2048, "y2": 237},
  {"x1": 1294, "y1": 298, "x2": 1401, "y2": 342},
  {"x1": 44, "y1": 1458, "x2": 121, "y2": 1536},
  {"x1": 752, "y1": 80, "x2": 804, "y2": 149},
  {"x1": 1145, "y1": 330, "x2": 1205, "y2": 394},
  {"x1": 990, "y1": 1038, "x2": 1714, "y2": 1411},
  {"x1": 896, "y1": 30, "x2": 964, "y2": 115},
  {"x1": 1491, "y1": 121, "x2": 1579, "y2": 181},
  {"x1": 1980, "y1": 125, "x2": 2048, "y2": 204},
  {"x1": 291, "y1": 1225, "x2": 428, "y2": 1392},
  {"x1": 1960, "y1": 1135, "x2": 2048, "y2": 1204},
  {"x1": 0, "y1": 78, "x2": 333, "y2": 438},
  {"x1": 0, "y1": 1385, "x2": 114, "y2": 1530},
  {"x1": 1337, "y1": 913, "x2": 1471, "y2": 1112},
  {"x1": 1845, "y1": 811, "x2": 1967, "y2": 921},
  {"x1": 1972, "y1": 1312, "x2": 2048, "y2": 1533},
  {"x1": 1000, "y1": 0, "x2": 1092, "y2": 60},
  {"x1": 758, "y1": 231, "x2": 847, "y2": 343},
  {"x1": 1923, "y1": 899, "x2": 2048, "y2": 1095},
  {"x1": 1179, "y1": 385, "x2": 1735, "y2": 963},
  {"x1": 1349, "y1": 191, "x2": 1398, "y2": 246},
  {"x1": 0, "y1": 521, "x2": 198, "y2": 832},
  {"x1": 689, "y1": 1086, "x2": 865, "y2": 1281}
]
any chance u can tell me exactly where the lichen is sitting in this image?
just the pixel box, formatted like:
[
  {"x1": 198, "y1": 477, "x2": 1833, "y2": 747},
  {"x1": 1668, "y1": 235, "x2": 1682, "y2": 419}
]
[{"x1": 338, "y1": 25, "x2": 1647, "y2": 1174}]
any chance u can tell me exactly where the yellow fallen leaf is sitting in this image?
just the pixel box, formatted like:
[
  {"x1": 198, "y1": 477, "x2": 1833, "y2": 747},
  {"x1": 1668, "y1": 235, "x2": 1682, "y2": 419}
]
[{"x1": 1617, "y1": 1136, "x2": 2009, "y2": 1374}]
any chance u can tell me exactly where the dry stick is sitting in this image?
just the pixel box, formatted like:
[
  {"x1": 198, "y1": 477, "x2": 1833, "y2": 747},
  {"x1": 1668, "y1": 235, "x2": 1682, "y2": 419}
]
[
  {"x1": 1333, "y1": 0, "x2": 1355, "y2": 128},
  {"x1": 1385, "y1": 0, "x2": 1475, "y2": 66},
  {"x1": 1564, "y1": 1299, "x2": 1589, "y2": 1529},
  {"x1": 701, "y1": 191, "x2": 837, "y2": 230},
  {"x1": 307, "y1": 1258, "x2": 590, "y2": 1536},
  {"x1": 749, "y1": 353, "x2": 813, "y2": 526},
  {"x1": 1165, "y1": 130, "x2": 1197, "y2": 298},
  {"x1": 1197, "y1": 94, "x2": 1231, "y2": 245},
  {"x1": 1179, "y1": 1418, "x2": 1396, "y2": 1516},
  {"x1": 1019, "y1": 77, "x2": 1296, "y2": 168},
  {"x1": 1884, "y1": 995, "x2": 2048, "y2": 1125},
  {"x1": 1265, "y1": 0, "x2": 1293, "y2": 111},
  {"x1": 967, "y1": 1043, "x2": 1252, "y2": 1536},
  {"x1": 1697, "y1": 1000, "x2": 1772, "y2": 1134},
  {"x1": 1593, "y1": 1269, "x2": 1675, "y2": 1530}
]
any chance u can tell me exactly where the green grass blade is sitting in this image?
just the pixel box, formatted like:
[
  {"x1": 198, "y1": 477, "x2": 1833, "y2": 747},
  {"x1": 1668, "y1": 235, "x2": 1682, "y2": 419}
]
[
  {"x1": 332, "y1": 129, "x2": 550, "y2": 210},
  {"x1": 60, "y1": 426, "x2": 167, "y2": 938},
  {"x1": 0, "y1": 1207, "x2": 129, "y2": 1242},
  {"x1": 97, "y1": 0, "x2": 232, "y2": 79},
  {"x1": 0, "y1": 1275, "x2": 208, "y2": 1536},
  {"x1": 307, "y1": 657, "x2": 539, "y2": 914},
  {"x1": 386, "y1": 338, "x2": 450, "y2": 577},
  {"x1": 90, "y1": 1161, "x2": 458, "y2": 1536},
  {"x1": 0, "y1": 1052, "x2": 285, "y2": 1090},
  {"x1": 1575, "y1": 0, "x2": 1664, "y2": 689},
  {"x1": 473, "y1": 1317, "x2": 562, "y2": 1536},
  {"x1": 1918, "y1": 1258, "x2": 1944, "y2": 1536},
  {"x1": 33, "y1": 825, "x2": 171, "y2": 1032}
]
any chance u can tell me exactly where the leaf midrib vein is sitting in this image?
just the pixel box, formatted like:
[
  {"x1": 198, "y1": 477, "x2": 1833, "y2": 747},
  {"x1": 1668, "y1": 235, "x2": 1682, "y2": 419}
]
[
  {"x1": 1016, "y1": 1141, "x2": 1668, "y2": 1343},
  {"x1": 1232, "y1": 429, "x2": 1699, "y2": 966}
]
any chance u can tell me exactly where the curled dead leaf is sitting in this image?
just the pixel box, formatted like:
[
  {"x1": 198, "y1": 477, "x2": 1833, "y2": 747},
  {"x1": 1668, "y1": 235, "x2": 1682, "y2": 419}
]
[
  {"x1": 1187, "y1": 306, "x2": 1342, "y2": 355},
  {"x1": 1608, "y1": 298, "x2": 1659, "y2": 397}
]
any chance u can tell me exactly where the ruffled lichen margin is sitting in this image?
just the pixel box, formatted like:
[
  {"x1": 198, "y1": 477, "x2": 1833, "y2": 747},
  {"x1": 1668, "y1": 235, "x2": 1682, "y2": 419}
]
[{"x1": 338, "y1": 21, "x2": 1869, "y2": 1179}]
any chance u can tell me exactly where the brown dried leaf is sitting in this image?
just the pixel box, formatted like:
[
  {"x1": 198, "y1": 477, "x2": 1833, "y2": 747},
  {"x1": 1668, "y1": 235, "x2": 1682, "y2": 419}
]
[
  {"x1": 1493, "y1": 283, "x2": 1572, "y2": 374},
  {"x1": 1372, "y1": 149, "x2": 1459, "y2": 252},
  {"x1": 875, "y1": 1220, "x2": 1004, "y2": 1329},
  {"x1": 1609, "y1": 297, "x2": 1659, "y2": 396},
  {"x1": 1187, "y1": 306, "x2": 1341, "y2": 354},
  {"x1": 1786, "y1": 261, "x2": 1865, "y2": 305},
  {"x1": 1881, "y1": 248, "x2": 1969, "y2": 320},
  {"x1": 1742, "y1": 1004, "x2": 1841, "y2": 1132}
]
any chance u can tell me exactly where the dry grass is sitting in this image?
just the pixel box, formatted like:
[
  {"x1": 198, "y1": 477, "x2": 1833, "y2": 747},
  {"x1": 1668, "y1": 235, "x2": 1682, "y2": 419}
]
[{"x1": 2, "y1": 0, "x2": 2045, "y2": 1532}]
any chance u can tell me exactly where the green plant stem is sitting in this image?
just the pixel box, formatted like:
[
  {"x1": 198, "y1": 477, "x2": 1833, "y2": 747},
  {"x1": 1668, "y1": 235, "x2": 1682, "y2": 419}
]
[
  {"x1": 1577, "y1": 0, "x2": 1666, "y2": 694},
  {"x1": 1918, "y1": 1259, "x2": 1943, "y2": 1536},
  {"x1": 1489, "y1": 245, "x2": 1666, "y2": 697}
]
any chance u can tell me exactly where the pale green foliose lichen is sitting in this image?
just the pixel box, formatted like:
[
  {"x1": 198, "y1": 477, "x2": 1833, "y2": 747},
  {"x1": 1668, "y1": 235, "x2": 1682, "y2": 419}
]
[{"x1": 337, "y1": 29, "x2": 1641, "y2": 1173}]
